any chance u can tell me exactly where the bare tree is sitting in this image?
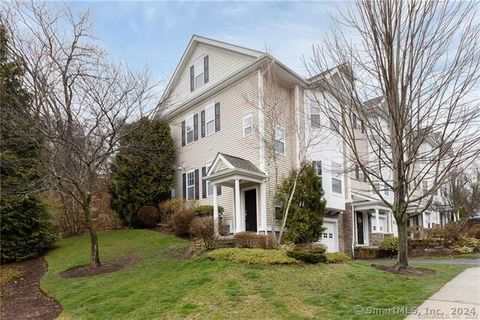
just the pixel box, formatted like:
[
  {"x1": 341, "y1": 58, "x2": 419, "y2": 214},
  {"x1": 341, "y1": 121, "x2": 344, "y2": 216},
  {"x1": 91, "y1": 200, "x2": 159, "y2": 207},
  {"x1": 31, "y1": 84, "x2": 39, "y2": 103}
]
[
  {"x1": 306, "y1": 0, "x2": 480, "y2": 270},
  {"x1": 2, "y1": 1, "x2": 158, "y2": 267},
  {"x1": 246, "y1": 58, "x2": 327, "y2": 245}
]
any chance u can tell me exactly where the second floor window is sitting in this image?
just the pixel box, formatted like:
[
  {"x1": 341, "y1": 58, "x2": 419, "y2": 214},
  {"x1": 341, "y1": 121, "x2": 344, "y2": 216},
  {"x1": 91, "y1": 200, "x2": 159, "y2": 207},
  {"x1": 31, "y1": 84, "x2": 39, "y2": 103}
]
[
  {"x1": 423, "y1": 180, "x2": 428, "y2": 195},
  {"x1": 243, "y1": 113, "x2": 252, "y2": 136},
  {"x1": 205, "y1": 105, "x2": 215, "y2": 136},
  {"x1": 185, "y1": 115, "x2": 194, "y2": 144},
  {"x1": 329, "y1": 117, "x2": 340, "y2": 132},
  {"x1": 354, "y1": 165, "x2": 365, "y2": 181},
  {"x1": 310, "y1": 103, "x2": 321, "y2": 128},
  {"x1": 274, "y1": 126, "x2": 285, "y2": 155},
  {"x1": 332, "y1": 178, "x2": 342, "y2": 194},
  {"x1": 313, "y1": 160, "x2": 322, "y2": 177}
]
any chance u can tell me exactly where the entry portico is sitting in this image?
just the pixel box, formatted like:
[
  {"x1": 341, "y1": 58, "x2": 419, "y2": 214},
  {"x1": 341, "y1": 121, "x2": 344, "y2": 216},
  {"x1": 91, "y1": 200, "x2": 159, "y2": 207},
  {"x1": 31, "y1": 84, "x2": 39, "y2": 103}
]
[{"x1": 207, "y1": 153, "x2": 267, "y2": 236}]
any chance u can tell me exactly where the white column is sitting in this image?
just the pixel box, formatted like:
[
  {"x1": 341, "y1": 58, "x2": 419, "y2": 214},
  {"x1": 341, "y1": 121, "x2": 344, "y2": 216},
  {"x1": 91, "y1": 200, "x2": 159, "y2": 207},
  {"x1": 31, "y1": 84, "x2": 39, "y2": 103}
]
[
  {"x1": 375, "y1": 209, "x2": 380, "y2": 233},
  {"x1": 260, "y1": 181, "x2": 267, "y2": 233},
  {"x1": 235, "y1": 179, "x2": 242, "y2": 233},
  {"x1": 213, "y1": 184, "x2": 219, "y2": 236}
]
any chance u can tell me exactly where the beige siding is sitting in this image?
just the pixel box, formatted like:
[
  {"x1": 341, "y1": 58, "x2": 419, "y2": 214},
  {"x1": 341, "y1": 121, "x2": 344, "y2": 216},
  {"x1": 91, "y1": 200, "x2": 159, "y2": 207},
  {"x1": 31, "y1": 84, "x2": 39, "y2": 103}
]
[
  {"x1": 167, "y1": 43, "x2": 256, "y2": 112},
  {"x1": 170, "y1": 73, "x2": 261, "y2": 228}
]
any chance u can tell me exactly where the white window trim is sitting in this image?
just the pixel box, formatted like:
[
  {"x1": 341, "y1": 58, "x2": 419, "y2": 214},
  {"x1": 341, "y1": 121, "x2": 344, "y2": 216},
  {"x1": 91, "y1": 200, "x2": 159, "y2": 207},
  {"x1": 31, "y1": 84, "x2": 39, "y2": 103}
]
[
  {"x1": 274, "y1": 126, "x2": 286, "y2": 156},
  {"x1": 205, "y1": 104, "x2": 215, "y2": 137},
  {"x1": 193, "y1": 55, "x2": 205, "y2": 91},
  {"x1": 186, "y1": 169, "x2": 195, "y2": 200},
  {"x1": 332, "y1": 177, "x2": 342, "y2": 194},
  {"x1": 185, "y1": 114, "x2": 194, "y2": 145},
  {"x1": 243, "y1": 113, "x2": 253, "y2": 137}
]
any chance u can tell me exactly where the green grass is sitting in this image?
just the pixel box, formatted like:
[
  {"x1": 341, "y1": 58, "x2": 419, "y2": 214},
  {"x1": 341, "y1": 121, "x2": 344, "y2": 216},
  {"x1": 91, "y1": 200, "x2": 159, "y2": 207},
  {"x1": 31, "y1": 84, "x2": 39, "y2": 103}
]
[{"x1": 42, "y1": 230, "x2": 469, "y2": 319}]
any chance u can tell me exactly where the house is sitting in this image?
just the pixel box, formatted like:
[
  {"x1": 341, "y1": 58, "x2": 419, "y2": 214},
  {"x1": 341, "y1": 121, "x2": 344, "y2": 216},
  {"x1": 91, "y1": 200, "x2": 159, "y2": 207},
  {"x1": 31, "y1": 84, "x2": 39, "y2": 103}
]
[{"x1": 160, "y1": 35, "x2": 456, "y2": 255}]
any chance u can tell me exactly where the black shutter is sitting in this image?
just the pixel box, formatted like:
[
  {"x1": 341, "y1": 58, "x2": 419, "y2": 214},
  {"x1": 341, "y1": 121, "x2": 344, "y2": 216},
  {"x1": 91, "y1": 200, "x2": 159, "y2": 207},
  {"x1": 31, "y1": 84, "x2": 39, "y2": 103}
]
[
  {"x1": 202, "y1": 166, "x2": 207, "y2": 199},
  {"x1": 194, "y1": 169, "x2": 199, "y2": 200},
  {"x1": 193, "y1": 114, "x2": 198, "y2": 141},
  {"x1": 181, "y1": 120, "x2": 186, "y2": 147},
  {"x1": 190, "y1": 65, "x2": 194, "y2": 92},
  {"x1": 182, "y1": 173, "x2": 186, "y2": 199},
  {"x1": 214, "y1": 102, "x2": 220, "y2": 132},
  {"x1": 217, "y1": 186, "x2": 221, "y2": 195},
  {"x1": 201, "y1": 110, "x2": 205, "y2": 138},
  {"x1": 204, "y1": 55, "x2": 209, "y2": 83}
]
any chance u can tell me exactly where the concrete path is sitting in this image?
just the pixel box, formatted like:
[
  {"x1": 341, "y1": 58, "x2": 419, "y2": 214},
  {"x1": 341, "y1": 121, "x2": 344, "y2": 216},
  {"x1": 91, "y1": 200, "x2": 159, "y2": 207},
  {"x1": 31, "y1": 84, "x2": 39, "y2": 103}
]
[
  {"x1": 406, "y1": 267, "x2": 480, "y2": 319},
  {"x1": 367, "y1": 258, "x2": 480, "y2": 266}
]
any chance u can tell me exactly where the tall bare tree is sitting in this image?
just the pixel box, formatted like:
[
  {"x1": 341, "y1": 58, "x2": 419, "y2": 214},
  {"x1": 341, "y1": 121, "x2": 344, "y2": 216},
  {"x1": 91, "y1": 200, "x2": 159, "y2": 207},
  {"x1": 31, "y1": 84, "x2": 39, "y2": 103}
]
[
  {"x1": 306, "y1": 0, "x2": 480, "y2": 270},
  {"x1": 2, "y1": 1, "x2": 158, "y2": 267}
]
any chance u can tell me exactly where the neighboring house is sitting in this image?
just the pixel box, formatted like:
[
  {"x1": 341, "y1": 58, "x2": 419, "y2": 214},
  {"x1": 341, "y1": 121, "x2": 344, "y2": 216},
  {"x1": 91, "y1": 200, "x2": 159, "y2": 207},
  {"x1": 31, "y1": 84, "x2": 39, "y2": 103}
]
[{"x1": 159, "y1": 35, "x2": 456, "y2": 255}]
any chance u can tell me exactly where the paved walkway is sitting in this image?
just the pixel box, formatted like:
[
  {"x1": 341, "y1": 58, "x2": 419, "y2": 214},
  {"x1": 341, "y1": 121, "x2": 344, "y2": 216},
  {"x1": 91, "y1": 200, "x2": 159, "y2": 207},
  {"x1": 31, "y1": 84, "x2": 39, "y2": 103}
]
[
  {"x1": 406, "y1": 267, "x2": 480, "y2": 319},
  {"x1": 367, "y1": 258, "x2": 480, "y2": 266}
]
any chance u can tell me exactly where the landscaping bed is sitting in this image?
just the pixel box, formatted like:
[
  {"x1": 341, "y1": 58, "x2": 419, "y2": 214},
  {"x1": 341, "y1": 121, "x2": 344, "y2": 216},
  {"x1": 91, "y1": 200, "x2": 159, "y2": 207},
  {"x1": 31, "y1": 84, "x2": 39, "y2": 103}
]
[
  {"x1": 39, "y1": 229, "x2": 470, "y2": 319},
  {"x1": 0, "y1": 258, "x2": 61, "y2": 320}
]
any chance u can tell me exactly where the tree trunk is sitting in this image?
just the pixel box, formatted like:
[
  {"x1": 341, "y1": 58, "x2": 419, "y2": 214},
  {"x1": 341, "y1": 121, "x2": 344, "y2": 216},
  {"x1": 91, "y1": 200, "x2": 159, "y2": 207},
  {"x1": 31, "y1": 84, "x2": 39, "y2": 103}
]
[
  {"x1": 82, "y1": 194, "x2": 101, "y2": 267},
  {"x1": 394, "y1": 216, "x2": 408, "y2": 270}
]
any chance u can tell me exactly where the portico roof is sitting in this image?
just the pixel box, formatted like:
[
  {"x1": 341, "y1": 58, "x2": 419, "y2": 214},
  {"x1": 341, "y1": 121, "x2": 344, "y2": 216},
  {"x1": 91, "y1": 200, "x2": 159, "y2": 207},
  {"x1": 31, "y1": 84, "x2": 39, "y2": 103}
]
[{"x1": 206, "y1": 153, "x2": 266, "y2": 186}]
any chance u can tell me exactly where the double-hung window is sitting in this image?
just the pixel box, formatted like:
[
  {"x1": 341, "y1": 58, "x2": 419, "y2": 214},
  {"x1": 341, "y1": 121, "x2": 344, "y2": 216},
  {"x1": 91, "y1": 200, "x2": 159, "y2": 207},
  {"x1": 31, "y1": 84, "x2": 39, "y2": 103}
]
[
  {"x1": 187, "y1": 171, "x2": 195, "y2": 199},
  {"x1": 190, "y1": 55, "x2": 209, "y2": 92},
  {"x1": 185, "y1": 115, "x2": 194, "y2": 144},
  {"x1": 205, "y1": 164, "x2": 214, "y2": 197},
  {"x1": 354, "y1": 164, "x2": 365, "y2": 181},
  {"x1": 331, "y1": 163, "x2": 342, "y2": 194},
  {"x1": 205, "y1": 104, "x2": 215, "y2": 136},
  {"x1": 423, "y1": 180, "x2": 428, "y2": 195},
  {"x1": 194, "y1": 57, "x2": 204, "y2": 90},
  {"x1": 314, "y1": 161, "x2": 322, "y2": 177},
  {"x1": 274, "y1": 126, "x2": 285, "y2": 155},
  {"x1": 310, "y1": 103, "x2": 321, "y2": 128},
  {"x1": 243, "y1": 113, "x2": 252, "y2": 137},
  {"x1": 329, "y1": 117, "x2": 340, "y2": 132}
]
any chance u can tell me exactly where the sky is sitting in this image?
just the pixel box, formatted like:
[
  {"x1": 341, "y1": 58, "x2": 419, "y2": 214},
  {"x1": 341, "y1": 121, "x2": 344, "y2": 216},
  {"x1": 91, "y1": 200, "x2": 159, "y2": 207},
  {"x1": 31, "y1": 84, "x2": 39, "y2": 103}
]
[{"x1": 65, "y1": 1, "x2": 348, "y2": 87}]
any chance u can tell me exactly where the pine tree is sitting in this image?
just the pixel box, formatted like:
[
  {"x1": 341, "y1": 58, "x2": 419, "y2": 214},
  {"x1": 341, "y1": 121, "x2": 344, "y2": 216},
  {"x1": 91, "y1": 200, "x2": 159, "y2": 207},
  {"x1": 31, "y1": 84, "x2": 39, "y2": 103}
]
[
  {"x1": 0, "y1": 24, "x2": 55, "y2": 263},
  {"x1": 109, "y1": 117, "x2": 175, "y2": 227}
]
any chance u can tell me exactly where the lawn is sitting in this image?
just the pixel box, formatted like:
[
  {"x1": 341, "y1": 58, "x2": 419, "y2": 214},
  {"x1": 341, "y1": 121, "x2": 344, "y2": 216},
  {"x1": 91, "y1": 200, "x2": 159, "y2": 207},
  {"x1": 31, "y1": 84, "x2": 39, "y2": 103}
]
[{"x1": 42, "y1": 230, "x2": 469, "y2": 320}]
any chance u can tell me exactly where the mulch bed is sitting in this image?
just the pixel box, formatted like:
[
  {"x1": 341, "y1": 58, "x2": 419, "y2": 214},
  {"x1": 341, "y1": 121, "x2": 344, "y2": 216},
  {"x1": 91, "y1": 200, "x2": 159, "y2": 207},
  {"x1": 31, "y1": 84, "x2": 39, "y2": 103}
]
[
  {"x1": 0, "y1": 258, "x2": 62, "y2": 320},
  {"x1": 372, "y1": 264, "x2": 436, "y2": 276},
  {"x1": 59, "y1": 256, "x2": 137, "y2": 278}
]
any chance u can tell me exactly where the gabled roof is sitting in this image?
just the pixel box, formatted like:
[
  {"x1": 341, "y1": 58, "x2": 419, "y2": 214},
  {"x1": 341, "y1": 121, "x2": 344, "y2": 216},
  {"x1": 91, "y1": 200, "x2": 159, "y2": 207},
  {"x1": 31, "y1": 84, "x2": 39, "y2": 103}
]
[
  {"x1": 160, "y1": 35, "x2": 264, "y2": 104},
  {"x1": 220, "y1": 153, "x2": 264, "y2": 174}
]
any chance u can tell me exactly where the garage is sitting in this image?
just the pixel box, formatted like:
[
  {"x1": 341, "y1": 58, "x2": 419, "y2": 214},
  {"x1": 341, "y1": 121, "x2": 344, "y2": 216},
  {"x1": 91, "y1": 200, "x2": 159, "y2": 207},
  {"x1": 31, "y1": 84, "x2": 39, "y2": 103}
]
[{"x1": 319, "y1": 219, "x2": 339, "y2": 252}]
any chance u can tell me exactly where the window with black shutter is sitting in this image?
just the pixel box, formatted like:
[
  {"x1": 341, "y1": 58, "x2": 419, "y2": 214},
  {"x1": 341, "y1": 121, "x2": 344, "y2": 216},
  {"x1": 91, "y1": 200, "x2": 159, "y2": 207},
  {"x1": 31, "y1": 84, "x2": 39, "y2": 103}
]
[
  {"x1": 193, "y1": 114, "x2": 198, "y2": 141},
  {"x1": 190, "y1": 65, "x2": 194, "y2": 92},
  {"x1": 215, "y1": 102, "x2": 220, "y2": 132},
  {"x1": 182, "y1": 173, "x2": 187, "y2": 199},
  {"x1": 204, "y1": 55, "x2": 209, "y2": 83},
  {"x1": 194, "y1": 169, "x2": 199, "y2": 199}
]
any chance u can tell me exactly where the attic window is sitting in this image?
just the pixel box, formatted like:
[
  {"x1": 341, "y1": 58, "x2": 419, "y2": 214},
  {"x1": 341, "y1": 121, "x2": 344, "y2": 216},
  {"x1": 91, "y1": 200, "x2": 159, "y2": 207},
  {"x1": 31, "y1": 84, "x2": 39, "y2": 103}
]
[{"x1": 190, "y1": 55, "x2": 209, "y2": 92}]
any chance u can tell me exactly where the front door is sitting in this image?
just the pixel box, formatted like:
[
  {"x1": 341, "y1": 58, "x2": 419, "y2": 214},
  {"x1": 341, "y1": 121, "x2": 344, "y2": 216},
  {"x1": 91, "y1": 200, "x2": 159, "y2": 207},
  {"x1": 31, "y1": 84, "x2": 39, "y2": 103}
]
[
  {"x1": 356, "y1": 211, "x2": 364, "y2": 245},
  {"x1": 245, "y1": 189, "x2": 257, "y2": 232}
]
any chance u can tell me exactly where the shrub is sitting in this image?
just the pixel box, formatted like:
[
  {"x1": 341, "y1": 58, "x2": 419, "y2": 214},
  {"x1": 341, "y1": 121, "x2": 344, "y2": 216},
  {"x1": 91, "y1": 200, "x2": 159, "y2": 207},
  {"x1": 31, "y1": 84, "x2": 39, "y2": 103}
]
[
  {"x1": 189, "y1": 216, "x2": 218, "y2": 250},
  {"x1": 276, "y1": 164, "x2": 326, "y2": 244},
  {"x1": 186, "y1": 239, "x2": 208, "y2": 257},
  {"x1": 455, "y1": 235, "x2": 480, "y2": 252},
  {"x1": 109, "y1": 118, "x2": 175, "y2": 228},
  {"x1": 450, "y1": 245, "x2": 474, "y2": 254},
  {"x1": 379, "y1": 236, "x2": 399, "y2": 253},
  {"x1": 135, "y1": 206, "x2": 159, "y2": 228},
  {"x1": 159, "y1": 199, "x2": 196, "y2": 223},
  {"x1": 207, "y1": 248, "x2": 298, "y2": 265},
  {"x1": 353, "y1": 246, "x2": 393, "y2": 259},
  {"x1": 287, "y1": 246, "x2": 326, "y2": 264},
  {"x1": 325, "y1": 252, "x2": 351, "y2": 264},
  {"x1": 235, "y1": 232, "x2": 272, "y2": 249},
  {"x1": 194, "y1": 205, "x2": 224, "y2": 217},
  {"x1": 168, "y1": 208, "x2": 195, "y2": 236}
]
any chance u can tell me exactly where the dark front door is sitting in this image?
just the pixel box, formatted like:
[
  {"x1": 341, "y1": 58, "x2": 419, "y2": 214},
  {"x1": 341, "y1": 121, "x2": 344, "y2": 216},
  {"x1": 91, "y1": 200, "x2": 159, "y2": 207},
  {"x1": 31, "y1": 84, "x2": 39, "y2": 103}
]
[
  {"x1": 245, "y1": 189, "x2": 257, "y2": 232},
  {"x1": 356, "y1": 211, "x2": 364, "y2": 245}
]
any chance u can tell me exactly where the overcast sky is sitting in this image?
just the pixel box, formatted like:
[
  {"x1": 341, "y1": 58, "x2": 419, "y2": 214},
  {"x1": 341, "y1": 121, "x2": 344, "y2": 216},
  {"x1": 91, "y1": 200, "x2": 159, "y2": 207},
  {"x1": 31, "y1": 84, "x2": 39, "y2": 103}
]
[{"x1": 66, "y1": 1, "x2": 347, "y2": 86}]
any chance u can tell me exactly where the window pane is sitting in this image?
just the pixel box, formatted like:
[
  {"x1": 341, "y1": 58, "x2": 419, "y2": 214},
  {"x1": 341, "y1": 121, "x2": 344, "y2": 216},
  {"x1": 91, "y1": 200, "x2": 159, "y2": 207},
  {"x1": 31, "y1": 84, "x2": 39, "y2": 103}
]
[
  {"x1": 187, "y1": 130, "x2": 194, "y2": 143},
  {"x1": 244, "y1": 126, "x2": 252, "y2": 136},
  {"x1": 195, "y1": 73, "x2": 204, "y2": 89},
  {"x1": 206, "y1": 120, "x2": 215, "y2": 135},
  {"x1": 275, "y1": 141, "x2": 284, "y2": 155},
  {"x1": 332, "y1": 178, "x2": 342, "y2": 194},
  {"x1": 316, "y1": 161, "x2": 322, "y2": 176},
  {"x1": 311, "y1": 115, "x2": 321, "y2": 128}
]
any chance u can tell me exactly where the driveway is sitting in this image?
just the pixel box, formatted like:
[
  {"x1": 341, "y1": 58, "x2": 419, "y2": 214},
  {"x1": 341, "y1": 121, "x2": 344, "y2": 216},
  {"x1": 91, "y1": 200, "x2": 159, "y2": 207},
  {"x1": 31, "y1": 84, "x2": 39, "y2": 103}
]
[
  {"x1": 366, "y1": 258, "x2": 480, "y2": 266},
  {"x1": 406, "y1": 267, "x2": 480, "y2": 320}
]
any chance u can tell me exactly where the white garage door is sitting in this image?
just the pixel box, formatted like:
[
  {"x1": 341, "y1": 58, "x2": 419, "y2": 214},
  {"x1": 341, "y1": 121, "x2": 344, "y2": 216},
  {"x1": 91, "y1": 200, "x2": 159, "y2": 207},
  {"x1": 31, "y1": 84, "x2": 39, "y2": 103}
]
[{"x1": 319, "y1": 220, "x2": 338, "y2": 253}]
